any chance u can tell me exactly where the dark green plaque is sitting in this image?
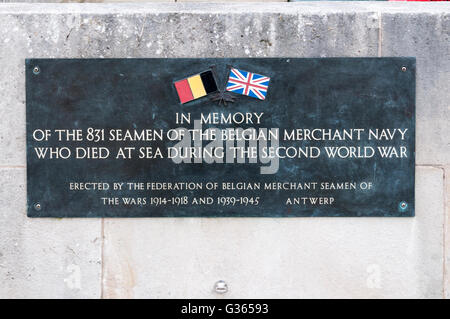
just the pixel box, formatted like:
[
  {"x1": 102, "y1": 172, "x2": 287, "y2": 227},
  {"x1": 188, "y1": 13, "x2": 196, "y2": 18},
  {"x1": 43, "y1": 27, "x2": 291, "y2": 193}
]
[{"x1": 26, "y1": 58, "x2": 415, "y2": 217}]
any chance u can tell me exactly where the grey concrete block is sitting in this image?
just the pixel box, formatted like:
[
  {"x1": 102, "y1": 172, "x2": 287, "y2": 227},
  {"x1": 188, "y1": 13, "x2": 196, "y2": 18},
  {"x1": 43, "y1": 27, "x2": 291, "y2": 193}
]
[
  {"x1": 381, "y1": 10, "x2": 450, "y2": 165},
  {"x1": 102, "y1": 166, "x2": 444, "y2": 298},
  {"x1": 0, "y1": 168, "x2": 102, "y2": 298}
]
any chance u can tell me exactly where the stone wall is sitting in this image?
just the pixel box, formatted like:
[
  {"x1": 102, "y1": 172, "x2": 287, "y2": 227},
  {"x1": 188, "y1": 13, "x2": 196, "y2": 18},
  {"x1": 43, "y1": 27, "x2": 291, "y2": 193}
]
[
  {"x1": 0, "y1": 2, "x2": 449, "y2": 298},
  {"x1": 1, "y1": 0, "x2": 287, "y2": 3}
]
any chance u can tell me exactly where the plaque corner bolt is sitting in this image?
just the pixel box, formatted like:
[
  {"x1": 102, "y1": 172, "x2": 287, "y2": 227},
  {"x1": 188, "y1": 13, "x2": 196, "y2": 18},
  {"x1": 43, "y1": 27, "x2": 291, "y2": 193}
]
[
  {"x1": 399, "y1": 201, "x2": 408, "y2": 211},
  {"x1": 214, "y1": 280, "x2": 228, "y2": 294},
  {"x1": 33, "y1": 66, "x2": 40, "y2": 75},
  {"x1": 33, "y1": 203, "x2": 42, "y2": 211},
  {"x1": 401, "y1": 66, "x2": 407, "y2": 72}
]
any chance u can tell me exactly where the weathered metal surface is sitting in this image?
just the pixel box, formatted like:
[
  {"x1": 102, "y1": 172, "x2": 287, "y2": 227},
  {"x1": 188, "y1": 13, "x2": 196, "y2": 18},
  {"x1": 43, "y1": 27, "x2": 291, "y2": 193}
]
[{"x1": 26, "y1": 58, "x2": 415, "y2": 217}]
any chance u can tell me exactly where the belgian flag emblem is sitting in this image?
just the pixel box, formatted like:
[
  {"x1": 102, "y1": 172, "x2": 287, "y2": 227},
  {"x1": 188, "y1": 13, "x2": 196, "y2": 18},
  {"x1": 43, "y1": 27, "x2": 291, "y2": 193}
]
[{"x1": 174, "y1": 70, "x2": 218, "y2": 104}]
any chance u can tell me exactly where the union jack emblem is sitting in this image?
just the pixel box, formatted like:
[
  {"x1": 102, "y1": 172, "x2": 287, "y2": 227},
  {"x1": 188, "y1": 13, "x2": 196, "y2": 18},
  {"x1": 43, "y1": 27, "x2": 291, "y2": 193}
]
[{"x1": 226, "y1": 68, "x2": 270, "y2": 100}]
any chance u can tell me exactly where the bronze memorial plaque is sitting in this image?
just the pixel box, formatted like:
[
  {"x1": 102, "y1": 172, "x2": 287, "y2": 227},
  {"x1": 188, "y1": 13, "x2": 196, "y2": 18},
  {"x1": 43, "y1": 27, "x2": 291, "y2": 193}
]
[{"x1": 26, "y1": 58, "x2": 415, "y2": 217}]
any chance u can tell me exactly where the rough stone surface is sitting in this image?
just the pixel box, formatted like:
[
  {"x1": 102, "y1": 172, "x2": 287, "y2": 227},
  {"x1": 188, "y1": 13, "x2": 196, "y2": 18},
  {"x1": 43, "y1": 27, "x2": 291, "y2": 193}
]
[
  {"x1": 0, "y1": 2, "x2": 448, "y2": 298},
  {"x1": 0, "y1": 168, "x2": 102, "y2": 298}
]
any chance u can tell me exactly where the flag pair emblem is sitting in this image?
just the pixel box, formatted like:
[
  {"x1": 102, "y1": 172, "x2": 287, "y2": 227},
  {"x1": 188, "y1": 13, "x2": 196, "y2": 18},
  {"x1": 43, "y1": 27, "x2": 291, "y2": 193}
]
[
  {"x1": 174, "y1": 67, "x2": 270, "y2": 104},
  {"x1": 174, "y1": 70, "x2": 218, "y2": 104}
]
